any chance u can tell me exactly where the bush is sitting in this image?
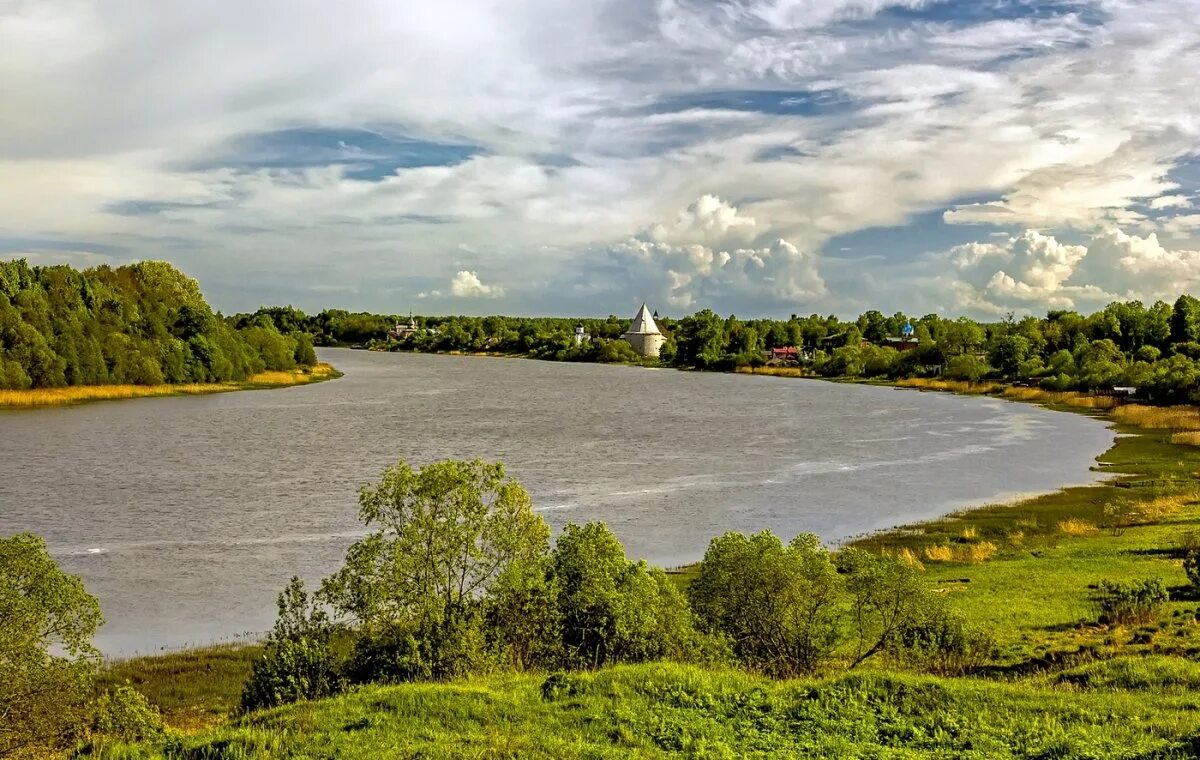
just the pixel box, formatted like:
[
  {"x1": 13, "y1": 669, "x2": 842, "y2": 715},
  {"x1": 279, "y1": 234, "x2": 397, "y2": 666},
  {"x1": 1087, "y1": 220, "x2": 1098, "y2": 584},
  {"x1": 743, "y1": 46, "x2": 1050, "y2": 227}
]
[
  {"x1": 90, "y1": 684, "x2": 166, "y2": 742},
  {"x1": 241, "y1": 577, "x2": 342, "y2": 712},
  {"x1": 943, "y1": 355, "x2": 990, "y2": 382},
  {"x1": 890, "y1": 606, "x2": 994, "y2": 676},
  {"x1": 1095, "y1": 579, "x2": 1168, "y2": 626}
]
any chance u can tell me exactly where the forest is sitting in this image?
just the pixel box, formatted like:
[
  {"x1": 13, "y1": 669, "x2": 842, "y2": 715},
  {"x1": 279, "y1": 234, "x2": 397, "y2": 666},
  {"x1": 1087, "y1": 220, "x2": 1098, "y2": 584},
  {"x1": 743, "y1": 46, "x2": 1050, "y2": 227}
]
[
  {"x1": 0, "y1": 260, "x2": 317, "y2": 390},
  {"x1": 244, "y1": 295, "x2": 1200, "y2": 402}
]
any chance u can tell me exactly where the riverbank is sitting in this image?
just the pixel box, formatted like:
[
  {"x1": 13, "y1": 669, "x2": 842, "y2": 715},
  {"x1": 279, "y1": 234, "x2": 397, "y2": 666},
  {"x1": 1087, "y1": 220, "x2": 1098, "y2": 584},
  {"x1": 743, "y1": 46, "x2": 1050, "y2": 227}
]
[{"x1": 0, "y1": 363, "x2": 340, "y2": 408}]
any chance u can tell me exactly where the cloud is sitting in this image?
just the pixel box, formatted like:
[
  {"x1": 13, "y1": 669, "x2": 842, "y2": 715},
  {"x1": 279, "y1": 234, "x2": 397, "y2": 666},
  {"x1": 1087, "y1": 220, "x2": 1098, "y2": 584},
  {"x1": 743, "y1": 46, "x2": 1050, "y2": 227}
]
[
  {"x1": 449, "y1": 270, "x2": 504, "y2": 298},
  {"x1": 0, "y1": 0, "x2": 1199, "y2": 316},
  {"x1": 940, "y1": 227, "x2": 1200, "y2": 314}
]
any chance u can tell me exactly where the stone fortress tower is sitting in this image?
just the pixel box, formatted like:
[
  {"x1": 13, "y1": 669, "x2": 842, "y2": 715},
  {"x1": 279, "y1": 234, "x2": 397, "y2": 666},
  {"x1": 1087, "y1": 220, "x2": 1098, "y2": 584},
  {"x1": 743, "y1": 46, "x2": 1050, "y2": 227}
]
[{"x1": 623, "y1": 303, "x2": 665, "y2": 358}]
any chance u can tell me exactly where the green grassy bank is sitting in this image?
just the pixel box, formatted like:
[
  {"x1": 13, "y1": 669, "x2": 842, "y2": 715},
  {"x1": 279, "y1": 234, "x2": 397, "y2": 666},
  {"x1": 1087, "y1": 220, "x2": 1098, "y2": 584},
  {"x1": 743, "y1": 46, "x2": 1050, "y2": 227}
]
[{"x1": 85, "y1": 661, "x2": 1200, "y2": 759}]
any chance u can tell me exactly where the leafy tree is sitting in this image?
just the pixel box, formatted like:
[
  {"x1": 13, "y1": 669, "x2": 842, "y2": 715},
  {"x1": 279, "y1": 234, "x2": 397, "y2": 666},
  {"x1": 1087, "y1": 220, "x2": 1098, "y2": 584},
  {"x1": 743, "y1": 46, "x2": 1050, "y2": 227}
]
[
  {"x1": 320, "y1": 460, "x2": 550, "y2": 680},
  {"x1": 0, "y1": 533, "x2": 103, "y2": 758},
  {"x1": 943, "y1": 354, "x2": 990, "y2": 382},
  {"x1": 549, "y1": 522, "x2": 708, "y2": 669},
  {"x1": 988, "y1": 335, "x2": 1031, "y2": 378},
  {"x1": 837, "y1": 549, "x2": 933, "y2": 668},
  {"x1": 688, "y1": 531, "x2": 842, "y2": 676}
]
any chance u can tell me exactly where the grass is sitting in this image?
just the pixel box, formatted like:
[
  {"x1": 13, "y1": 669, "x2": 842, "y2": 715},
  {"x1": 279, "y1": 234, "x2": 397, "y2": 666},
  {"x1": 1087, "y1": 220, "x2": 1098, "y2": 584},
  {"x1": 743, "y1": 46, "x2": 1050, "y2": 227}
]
[
  {"x1": 0, "y1": 363, "x2": 339, "y2": 408},
  {"x1": 1000, "y1": 387, "x2": 1123, "y2": 410},
  {"x1": 81, "y1": 662, "x2": 1200, "y2": 759},
  {"x1": 99, "y1": 645, "x2": 262, "y2": 731},
  {"x1": 734, "y1": 365, "x2": 810, "y2": 378},
  {"x1": 893, "y1": 377, "x2": 1002, "y2": 394}
]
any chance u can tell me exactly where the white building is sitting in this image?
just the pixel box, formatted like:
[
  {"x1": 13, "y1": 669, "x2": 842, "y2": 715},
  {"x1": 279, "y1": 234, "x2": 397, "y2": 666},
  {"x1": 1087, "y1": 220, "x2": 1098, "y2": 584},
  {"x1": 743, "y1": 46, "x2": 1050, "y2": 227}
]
[{"x1": 623, "y1": 303, "x2": 664, "y2": 358}]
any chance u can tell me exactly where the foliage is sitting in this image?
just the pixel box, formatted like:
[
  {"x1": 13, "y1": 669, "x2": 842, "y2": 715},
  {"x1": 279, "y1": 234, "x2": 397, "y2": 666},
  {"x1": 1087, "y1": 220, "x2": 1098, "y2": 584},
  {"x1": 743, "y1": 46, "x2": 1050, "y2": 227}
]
[
  {"x1": 320, "y1": 459, "x2": 550, "y2": 681},
  {"x1": 0, "y1": 533, "x2": 103, "y2": 758},
  {"x1": 240, "y1": 577, "x2": 342, "y2": 712},
  {"x1": 80, "y1": 663, "x2": 1200, "y2": 759},
  {"x1": 549, "y1": 523, "x2": 716, "y2": 669},
  {"x1": 688, "y1": 531, "x2": 844, "y2": 676},
  {"x1": 89, "y1": 685, "x2": 166, "y2": 743},
  {"x1": 0, "y1": 259, "x2": 315, "y2": 390},
  {"x1": 1095, "y1": 579, "x2": 1168, "y2": 626}
]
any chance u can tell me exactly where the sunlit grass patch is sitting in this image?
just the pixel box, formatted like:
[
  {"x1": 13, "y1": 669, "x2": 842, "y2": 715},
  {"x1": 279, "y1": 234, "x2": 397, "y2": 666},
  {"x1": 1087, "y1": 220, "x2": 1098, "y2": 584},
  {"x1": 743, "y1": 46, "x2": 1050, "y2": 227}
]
[
  {"x1": 1057, "y1": 518, "x2": 1099, "y2": 536},
  {"x1": 0, "y1": 363, "x2": 339, "y2": 408},
  {"x1": 735, "y1": 366, "x2": 809, "y2": 378},
  {"x1": 895, "y1": 378, "x2": 1000, "y2": 394},
  {"x1": 1112, "y1": 404, "x2": 1200, "y2": 431},
  {"x1": 1000, "y1": 387, "x2": 1121, "y2": 410}
]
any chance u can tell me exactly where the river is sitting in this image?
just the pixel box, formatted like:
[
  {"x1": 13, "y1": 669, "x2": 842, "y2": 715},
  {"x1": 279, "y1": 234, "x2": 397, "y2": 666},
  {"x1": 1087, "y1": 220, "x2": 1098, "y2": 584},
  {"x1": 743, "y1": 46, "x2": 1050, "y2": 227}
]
[{"x1": 0, "y1": 348, "x2": 1115, "y2": 655}]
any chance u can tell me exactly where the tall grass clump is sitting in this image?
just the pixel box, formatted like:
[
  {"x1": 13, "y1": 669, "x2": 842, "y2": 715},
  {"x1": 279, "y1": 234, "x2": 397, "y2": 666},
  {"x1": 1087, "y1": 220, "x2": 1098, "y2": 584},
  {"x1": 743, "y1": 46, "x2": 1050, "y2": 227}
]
[
  {"x1": 1111, "y1": 404, "x2": 1200, "y2": 431},
  {"x1": 1000, "y1": 387, "x2": 1121, "y2": 410},
  {"x1": 895, "y1": 378, "x2": 1000, "y2": 394}
]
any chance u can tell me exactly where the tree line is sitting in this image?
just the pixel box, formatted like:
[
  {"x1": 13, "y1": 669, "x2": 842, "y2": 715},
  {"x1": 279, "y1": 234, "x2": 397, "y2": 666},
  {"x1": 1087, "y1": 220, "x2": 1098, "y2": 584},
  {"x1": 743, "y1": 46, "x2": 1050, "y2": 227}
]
[
  {"x1": 242, "y1": 294, "x2": 1200, "y2": 402},
  {"x1": 0, "y1": 259, "x2": 317, "y2": 391}
]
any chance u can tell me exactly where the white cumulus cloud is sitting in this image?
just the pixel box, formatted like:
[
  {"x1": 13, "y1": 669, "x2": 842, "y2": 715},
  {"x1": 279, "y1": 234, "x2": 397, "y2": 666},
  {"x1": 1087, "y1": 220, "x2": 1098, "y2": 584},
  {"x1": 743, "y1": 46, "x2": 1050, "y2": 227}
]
[{"x1": 449, "y1": 270, "x2": 504, "y2": 298}]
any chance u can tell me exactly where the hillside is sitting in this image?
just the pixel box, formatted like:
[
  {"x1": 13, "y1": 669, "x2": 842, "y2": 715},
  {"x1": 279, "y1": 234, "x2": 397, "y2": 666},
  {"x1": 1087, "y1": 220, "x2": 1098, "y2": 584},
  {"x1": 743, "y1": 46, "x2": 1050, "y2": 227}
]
[{"x1": 86, "y1": 661, "x2": 1200, "y2": 759}]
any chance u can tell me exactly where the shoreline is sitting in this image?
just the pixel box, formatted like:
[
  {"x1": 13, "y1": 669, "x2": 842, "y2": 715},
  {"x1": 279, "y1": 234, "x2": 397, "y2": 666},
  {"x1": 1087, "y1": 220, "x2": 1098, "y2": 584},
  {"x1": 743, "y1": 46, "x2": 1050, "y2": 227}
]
[{"x1": 0, "y1": 362, "x2": 341, "y2": 409}]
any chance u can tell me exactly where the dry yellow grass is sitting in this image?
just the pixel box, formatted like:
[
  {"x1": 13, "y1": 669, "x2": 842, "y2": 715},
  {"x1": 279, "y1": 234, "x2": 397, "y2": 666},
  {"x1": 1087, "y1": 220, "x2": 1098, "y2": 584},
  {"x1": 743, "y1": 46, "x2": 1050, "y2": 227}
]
[
  {"x1": 922, "y1": 541, "x2": 998, "y2": 564},
  {"x1": 1136, "y1": 492, "x2": 1194, "y2": 521},
  {"x1": 1008, "y1": 530, "x2": 1025, "y2": 546},
  {"x1": 1056, "y1": 518, "x2": 1099, "y2": 536},
  {"x1": 1171, "y1": 431, "x2": 1200, "y2": 446},
  {"x1": 885, "y1": 547, "x2": 926, "y2": 571},
  {"x1": 961, "y1": 526, "x2": 978, "y2": 540},
  {"x1": 1000, "y1": 387, "x2": 1121, "y2": 410},
  {"x1": 0, "y1": 363, "x2": 338, "y2": 408},
  {"x1": 1111, "y1": 404, "x2": 1200, "y2": 431},
  {"x1": 895, "y1": 378, "x2": 1000, "y2": 394},
  {"x1": 735, "y1": 366, "x2": 809, "y2": 378}
]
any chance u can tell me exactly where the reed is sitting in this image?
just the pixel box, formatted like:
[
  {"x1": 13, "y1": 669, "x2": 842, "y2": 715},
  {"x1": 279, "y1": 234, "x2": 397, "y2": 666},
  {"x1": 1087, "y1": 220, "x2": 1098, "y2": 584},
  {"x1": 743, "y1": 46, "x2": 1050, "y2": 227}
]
[
  {"x1": 1111, "y1": 404, "x2": 1200, "y2": 431},
  {"x1": 1171, "y1": 431, "x2": 1200, "y2": 446},
  {"x1": 735, "y1": 366, "x2": 809, "y2": 378},
  {"x1": 894, "y1": 378, "x2": 1000, "y2": 395},
  {"x1": 1000, "y1": 387, "x2": 1121, "y2": 409},
  {"x1": 922, "y1": 541, "x2": 997, "y2": 564},
  {"x1": 0, "y1": 363, "x2": 338, "y2": 408}
]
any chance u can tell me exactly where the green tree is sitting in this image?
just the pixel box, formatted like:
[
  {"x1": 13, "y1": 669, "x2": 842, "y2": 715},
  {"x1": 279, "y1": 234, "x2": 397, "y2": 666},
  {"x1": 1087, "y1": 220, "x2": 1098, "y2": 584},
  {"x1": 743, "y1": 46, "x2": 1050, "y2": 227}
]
[
  {"x1": 550, "y1": 522, "x2": 708, "y2": 669},
  {"x1": 320, "y1": 460, "x2": 550, "y2": 680},
  {"x1": 0, "y1": 533, "x2": 103, "y2": 757},
  {"x1": 688, "y1": 531, "x2": 841, "y2": 677}
]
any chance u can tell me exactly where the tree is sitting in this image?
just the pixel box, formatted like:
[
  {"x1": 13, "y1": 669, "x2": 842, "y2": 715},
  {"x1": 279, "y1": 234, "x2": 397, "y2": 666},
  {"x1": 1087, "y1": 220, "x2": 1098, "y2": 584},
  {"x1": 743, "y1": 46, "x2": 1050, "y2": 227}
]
[
  {"x1": 988, "y1": 335, "x2": 1031, "y2": 378},
  {"x1": 320, "y1": 459, "x2": 550, "y2": 680},
  {"x1": 0, "y1": 533, "x2": 103, "y2": 757},
  {"x1": 549, "y1": 522, "x2": 707, "y2": 669},
  {"x1": 688, "y1": 531, "x2": 842, "y2": 677},
  {"x1": 241, "y1": 577, "x2": 342, "y2": 711},
  {"x1": 943, "y1": 354, "x2": 989, "y2": 382},
  {"x1": 837, "y1": 549, "x2": 932, "y2": 668}
]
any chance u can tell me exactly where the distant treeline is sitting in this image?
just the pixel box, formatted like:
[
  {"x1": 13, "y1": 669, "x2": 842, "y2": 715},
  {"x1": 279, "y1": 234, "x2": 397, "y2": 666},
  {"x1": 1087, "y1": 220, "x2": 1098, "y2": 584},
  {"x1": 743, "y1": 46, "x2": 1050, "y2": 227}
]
[
  {"x1": 243, "y1": 296, "x2": 1200, "y2": 402},
  {"x1": 0, "y1": 260, "x2": 316, "y2": 390}
]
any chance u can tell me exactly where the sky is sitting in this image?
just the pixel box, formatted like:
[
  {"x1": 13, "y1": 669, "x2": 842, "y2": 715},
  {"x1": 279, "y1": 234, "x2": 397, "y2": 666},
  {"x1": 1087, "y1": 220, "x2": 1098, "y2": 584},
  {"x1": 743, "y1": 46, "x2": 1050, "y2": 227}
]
[{"x1": 1, "y1": 0, "x2": 1199, "y2": 319}]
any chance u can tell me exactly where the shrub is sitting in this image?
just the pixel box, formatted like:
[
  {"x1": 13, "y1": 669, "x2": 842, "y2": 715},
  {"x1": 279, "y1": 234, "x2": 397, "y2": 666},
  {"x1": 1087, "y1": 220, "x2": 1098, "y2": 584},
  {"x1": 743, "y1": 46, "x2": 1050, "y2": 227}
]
[
  {"x1": 241, "y1": 577, "x2": 342, "y2": 712},
  {"x1": 1095, "y1": 579, "x2": 1168, "y2": 626},
  {"x1": 689, "y1": 532, "x2": 843, "y2": 677},
  {"x1": 890, "y1": 606, "x2": 995, "y2": 676},
  {"x1": 90, "y1": 684, "x2": 165, "y2": 743}
]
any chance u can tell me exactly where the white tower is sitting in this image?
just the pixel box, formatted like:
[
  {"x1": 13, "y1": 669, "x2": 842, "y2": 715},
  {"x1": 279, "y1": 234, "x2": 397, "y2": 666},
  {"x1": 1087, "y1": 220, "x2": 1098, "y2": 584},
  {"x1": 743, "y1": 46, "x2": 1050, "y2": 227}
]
[{"x1": 623, "y1": 303, "x2": 664, "y2": 358}]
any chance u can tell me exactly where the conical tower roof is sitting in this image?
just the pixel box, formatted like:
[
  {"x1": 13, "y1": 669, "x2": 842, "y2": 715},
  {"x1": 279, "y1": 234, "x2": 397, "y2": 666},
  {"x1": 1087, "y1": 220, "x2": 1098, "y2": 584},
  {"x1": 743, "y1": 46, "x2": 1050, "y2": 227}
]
[{"x1": 626, "y1": 303, "x2": 661, "y2": 335}]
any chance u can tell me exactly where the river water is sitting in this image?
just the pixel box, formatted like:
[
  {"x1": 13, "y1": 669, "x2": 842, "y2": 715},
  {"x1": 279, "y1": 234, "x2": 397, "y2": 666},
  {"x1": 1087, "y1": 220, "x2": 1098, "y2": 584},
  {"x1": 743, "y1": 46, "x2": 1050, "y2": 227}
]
[{"x1": 0, "y1": 348, "x2": 1114, "y2": 655}]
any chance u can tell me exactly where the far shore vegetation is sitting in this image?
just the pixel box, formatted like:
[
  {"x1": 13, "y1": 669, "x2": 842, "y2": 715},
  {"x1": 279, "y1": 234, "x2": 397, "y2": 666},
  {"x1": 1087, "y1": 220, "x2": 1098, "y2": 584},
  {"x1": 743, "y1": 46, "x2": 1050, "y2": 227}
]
[{"x1": 0, "y1": 259, "x2": 333, "y2": 406}]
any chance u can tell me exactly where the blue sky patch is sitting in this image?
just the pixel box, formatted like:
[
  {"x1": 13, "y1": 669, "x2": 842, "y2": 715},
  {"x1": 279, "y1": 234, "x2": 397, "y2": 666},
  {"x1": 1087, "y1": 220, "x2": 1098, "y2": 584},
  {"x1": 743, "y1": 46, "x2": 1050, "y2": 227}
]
[
  {"x1": 194, "y1": 127, "x2": 482, "y2": 180},
  {"x1": 647, "y1": 89, "x2": 855, "y2": 117}
]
